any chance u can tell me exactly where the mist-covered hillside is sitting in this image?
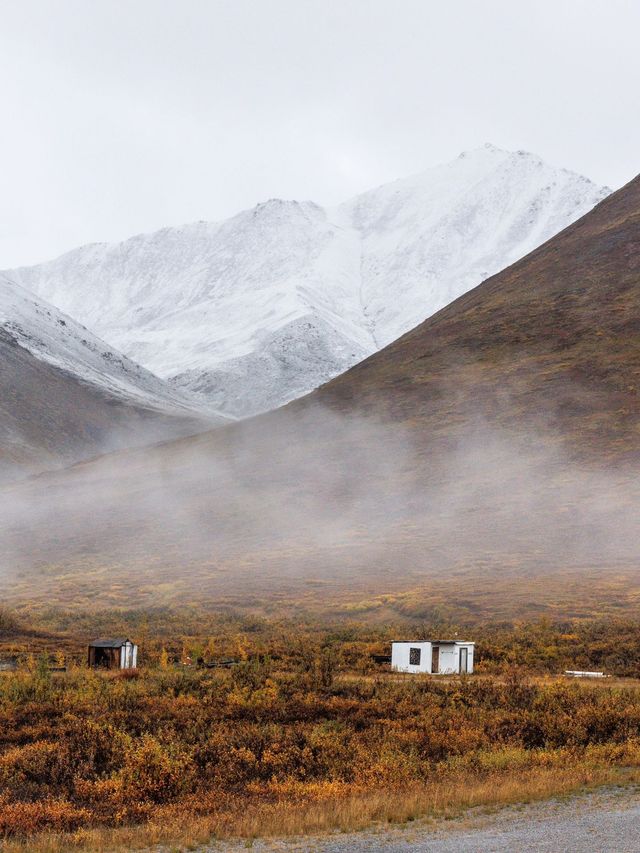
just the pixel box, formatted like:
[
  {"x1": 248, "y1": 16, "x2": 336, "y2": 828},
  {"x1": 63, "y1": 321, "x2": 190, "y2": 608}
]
[
  {"x1": 0, "y1": 275, "x2": 226, "y2": 480},
  {"x1": 1, "y1": 172, "x2": 637, "y2": 610}
]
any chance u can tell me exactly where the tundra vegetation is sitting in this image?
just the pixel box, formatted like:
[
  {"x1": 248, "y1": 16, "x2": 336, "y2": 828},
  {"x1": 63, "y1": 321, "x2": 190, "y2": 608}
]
[{"x1": 1, "y1": 606, "x2": 640, "y2": 851}]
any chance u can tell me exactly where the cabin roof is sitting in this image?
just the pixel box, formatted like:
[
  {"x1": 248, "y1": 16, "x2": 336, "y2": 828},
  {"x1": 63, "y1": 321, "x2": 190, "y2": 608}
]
[
  {"x1": 88, "y1": 638, "x2": 133, "y2": 648},
  {"x1": 393, "y1": 640, "x2": 475, "y2": 646}
]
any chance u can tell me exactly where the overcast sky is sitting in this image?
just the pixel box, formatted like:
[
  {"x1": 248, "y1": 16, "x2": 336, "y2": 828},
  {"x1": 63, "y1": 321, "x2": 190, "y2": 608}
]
[{"x1": 1, "y1": 0, "x2": 639, "y2": 266}]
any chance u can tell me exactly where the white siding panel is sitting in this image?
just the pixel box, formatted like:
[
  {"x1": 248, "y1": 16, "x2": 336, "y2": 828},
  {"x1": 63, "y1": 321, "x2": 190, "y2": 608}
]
[{"x1": 391, "y1": 642, "x2": 432, "y2": 673}]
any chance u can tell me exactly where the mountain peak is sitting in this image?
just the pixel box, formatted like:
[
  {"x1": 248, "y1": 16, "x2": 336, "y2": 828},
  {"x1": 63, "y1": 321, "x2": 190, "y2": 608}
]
[
  {"x1": 253, "y1": 198, "x2": 321, "y2": 213},
  {"x1": 3, "y1": 149, "x2": 610, "y2": 419},
  {"x1": 457, "y1": 142, "x2": 507, "y2": 159}
]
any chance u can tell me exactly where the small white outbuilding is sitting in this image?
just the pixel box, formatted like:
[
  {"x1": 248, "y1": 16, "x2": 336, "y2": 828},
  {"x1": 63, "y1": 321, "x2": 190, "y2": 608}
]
[
  {"x1": 391, "y1": 640, "x2": 474, "y2": 675},
  {"x1": 87, "y1": 638, "x2": 138, "y2": 670}
]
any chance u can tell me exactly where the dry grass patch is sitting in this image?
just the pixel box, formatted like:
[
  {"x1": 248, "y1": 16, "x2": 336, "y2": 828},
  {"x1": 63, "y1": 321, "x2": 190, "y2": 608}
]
[{"x1": 0, "y1": 765, "x2": 637, "y2": 852}]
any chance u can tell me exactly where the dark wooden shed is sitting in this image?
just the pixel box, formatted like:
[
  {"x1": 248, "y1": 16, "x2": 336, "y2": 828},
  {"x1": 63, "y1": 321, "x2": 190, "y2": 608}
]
[{"x1": 87, "y1": 638, "x2": 138, "y2": 670}]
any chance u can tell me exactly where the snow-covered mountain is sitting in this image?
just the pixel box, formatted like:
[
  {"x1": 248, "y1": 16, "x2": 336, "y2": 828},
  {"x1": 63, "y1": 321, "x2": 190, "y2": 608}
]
[
  {"x1": 0, "y1": 275, "x2": 226, "y2": 479},
  {"x1": 5, "y1": 144, "x2": 610, "y2": 417},
  {"x1": 0, "y1": 274, "x2": 226, "y2": 414}
]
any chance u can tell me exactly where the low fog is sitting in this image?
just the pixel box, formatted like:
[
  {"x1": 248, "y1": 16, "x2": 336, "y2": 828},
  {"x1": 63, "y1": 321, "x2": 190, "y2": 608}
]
[{"x1": 1, "y1": 399, "x2": 638, "y2": 608}]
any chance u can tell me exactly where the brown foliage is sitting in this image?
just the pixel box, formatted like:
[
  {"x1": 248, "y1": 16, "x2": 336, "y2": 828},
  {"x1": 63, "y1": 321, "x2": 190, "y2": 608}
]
[{"x1": 2, "y1": 615, "x2": 640, "y2": 845}]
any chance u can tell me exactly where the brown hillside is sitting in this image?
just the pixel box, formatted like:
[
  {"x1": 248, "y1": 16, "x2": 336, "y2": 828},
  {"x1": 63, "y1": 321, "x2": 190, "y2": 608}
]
[
  {"x1": 2, "y1": 176, "x2": 640, "y2": 613},
  {"x1": 316, "y1": 174, "x2": 640, "y2": 459},
  {"x1": 0, "y1": 330, "x2": 211, "y2": 482}
]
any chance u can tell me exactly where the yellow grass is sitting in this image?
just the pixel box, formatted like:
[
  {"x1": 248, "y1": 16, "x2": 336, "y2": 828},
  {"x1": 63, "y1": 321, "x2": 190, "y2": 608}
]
[{"x1": 1, "y1": 765, "x2": 637, "y2": 853}]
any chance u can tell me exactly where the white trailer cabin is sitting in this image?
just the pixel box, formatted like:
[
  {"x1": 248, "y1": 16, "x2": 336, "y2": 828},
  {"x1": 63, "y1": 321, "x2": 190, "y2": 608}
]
[{"x1": 391, "y1": 640, "x2": 474, "y2": 674}]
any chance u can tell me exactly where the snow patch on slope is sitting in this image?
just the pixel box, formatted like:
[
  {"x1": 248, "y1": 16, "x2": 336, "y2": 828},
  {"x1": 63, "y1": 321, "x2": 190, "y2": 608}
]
[
  {"x1": 0, "y1": 274, "x2": 225, "y2": 419},
  {"x1": 343, "y1": 144, "x2": 610, "y2": 346}
]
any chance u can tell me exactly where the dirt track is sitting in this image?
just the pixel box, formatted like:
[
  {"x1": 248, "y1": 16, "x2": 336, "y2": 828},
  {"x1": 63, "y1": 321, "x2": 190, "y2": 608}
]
[{"x1": 205, "y1": 786, "x2": 640, "y2": 852}]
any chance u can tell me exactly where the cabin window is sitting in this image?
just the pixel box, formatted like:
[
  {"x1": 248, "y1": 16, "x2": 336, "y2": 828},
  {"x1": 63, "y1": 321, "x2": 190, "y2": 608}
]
[{"x1": 409, "y1": 647, "x2": 421, "y2": 665}]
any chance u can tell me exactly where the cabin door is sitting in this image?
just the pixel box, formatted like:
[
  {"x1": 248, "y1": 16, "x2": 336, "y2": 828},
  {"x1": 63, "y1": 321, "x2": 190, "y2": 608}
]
[
  {"x1": 459, "y1": 647, "x2": 468, "y2": 674},
  {"x1": 431, "y1": 646, "x2": 439, "y2": 674}
]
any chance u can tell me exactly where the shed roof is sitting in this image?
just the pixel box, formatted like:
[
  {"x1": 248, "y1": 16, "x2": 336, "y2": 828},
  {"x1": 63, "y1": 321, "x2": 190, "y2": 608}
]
[
  {"x1": 393, "y1": 640, "x2": 475, "y2": 645},
  {"x1": 88, "y1": 638, "x2": 133, "y2": 648}
]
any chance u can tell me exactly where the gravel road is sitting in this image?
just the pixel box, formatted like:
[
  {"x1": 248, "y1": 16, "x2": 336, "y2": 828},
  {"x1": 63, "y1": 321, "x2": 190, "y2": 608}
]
[{"x1": 202, "y1": 787, "x2": 640, "y2": 852}]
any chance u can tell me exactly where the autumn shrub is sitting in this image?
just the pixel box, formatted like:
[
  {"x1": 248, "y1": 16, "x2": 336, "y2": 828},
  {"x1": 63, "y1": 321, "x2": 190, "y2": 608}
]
[
  {"x1": 0, "y1": 741, "x2": 69, "y2": 795},
  {"x1": 0, "y1": 608, "x2": 21, "y2": 636},
  {"x1": 2, "y1": 615, "x2": 640, "y2": 844},
  {"x1": 118, "y1": 734, "x2": 195, "y2": 804},
  {"x1": 0, "y1": 797, "x2": 90, "y2": 836}
]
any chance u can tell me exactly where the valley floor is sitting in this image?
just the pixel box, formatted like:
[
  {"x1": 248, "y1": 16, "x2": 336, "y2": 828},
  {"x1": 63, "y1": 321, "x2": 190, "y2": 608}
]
[
  {"x1": 205, "y1": 786, "x2": 640, "y2": 853},
  {"x1": 3, "y1": 609, "x2": 640, "y2": 851}
]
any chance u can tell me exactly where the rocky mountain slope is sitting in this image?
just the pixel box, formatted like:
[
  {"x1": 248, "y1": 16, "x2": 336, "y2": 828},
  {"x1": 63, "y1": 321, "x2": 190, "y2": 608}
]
[
  {"x1": 5, "y1": 145, "x2": 609, "y2": 417},
  {"x1": 1, "y1": 172, "x2": 638, "y2": 610},
  {"x1": 0, "y1": 275, "x2": 225, "y2": 480}
]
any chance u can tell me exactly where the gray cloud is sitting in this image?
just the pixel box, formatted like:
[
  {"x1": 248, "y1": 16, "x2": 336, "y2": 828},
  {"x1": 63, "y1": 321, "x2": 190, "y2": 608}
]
[{"x1": 1, "y1": 0, "x2": 639, "y2": 266}]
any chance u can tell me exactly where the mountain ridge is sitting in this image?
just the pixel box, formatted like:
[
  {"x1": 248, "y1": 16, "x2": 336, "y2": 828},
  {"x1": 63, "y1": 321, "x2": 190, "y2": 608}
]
[
  {"x1": 4, "y1": 145, "x2": 610, "y2": 417},
  {"x1": 0, "y1": 274, "x2": 227, "y2": 480},
  {"x1": 1, "y1": 170, "x2": 638, "y2": 610}
]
